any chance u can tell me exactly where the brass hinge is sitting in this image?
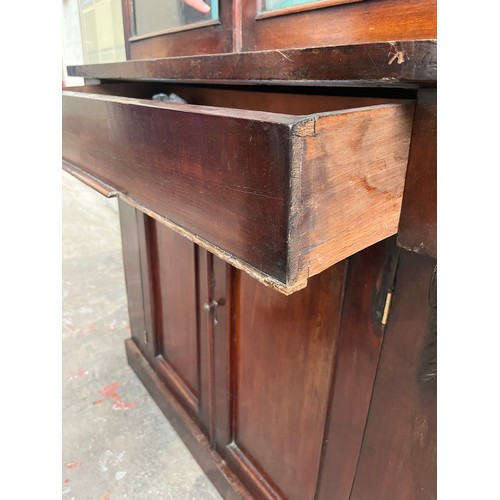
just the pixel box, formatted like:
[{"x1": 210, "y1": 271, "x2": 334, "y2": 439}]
[
  {"x1": 143, "y1": 329, "x2": 149, "y2": 344},
  {"x1": 381, "y1": 290, "x2": 393, "y2": 326}
]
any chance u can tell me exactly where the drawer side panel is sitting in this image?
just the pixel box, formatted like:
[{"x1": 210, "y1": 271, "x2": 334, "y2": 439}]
[{"x1": 62, "y1": 94, "x2": 291, "y2": 282}]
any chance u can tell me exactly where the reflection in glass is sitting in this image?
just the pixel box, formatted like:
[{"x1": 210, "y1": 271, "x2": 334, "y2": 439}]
[
  {"x1": 264, "y1": 0, "x2": 324, "y2": 11},
  {"x1": 133, "y1": 0, "x2": 218, "y2": 37}
]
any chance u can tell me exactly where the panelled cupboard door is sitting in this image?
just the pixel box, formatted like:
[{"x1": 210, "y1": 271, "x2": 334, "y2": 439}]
[
  {"x1": 119, "y1": 203, "x2": 213, "y2": 433},
  {"x1": 219, "y1": 263, "x2": 347, "y2": 499},
  {"x1": 209, "y1": 237, "x2": 400, "y2": 500}
]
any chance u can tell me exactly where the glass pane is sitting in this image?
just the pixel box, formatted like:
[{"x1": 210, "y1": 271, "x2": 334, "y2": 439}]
[
  {"x1": 79, "y1": 0, "x2": 126, "y2": 64},
  {"x1": 133, "y1": 0, "x2": 218, "y2": 37},
  {"x1": 264, "y1": 0, "x2": 324, "y2": 11}
]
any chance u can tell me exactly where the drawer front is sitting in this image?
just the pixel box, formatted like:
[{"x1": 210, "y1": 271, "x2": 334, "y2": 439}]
[{"x1": 62, "y1": 85, "x2": 414, "y2": 293}]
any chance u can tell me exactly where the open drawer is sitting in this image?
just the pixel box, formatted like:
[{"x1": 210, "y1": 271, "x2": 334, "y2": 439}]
[{"x1": 62, "y1": 83, "x2": 414, "y2": 293}]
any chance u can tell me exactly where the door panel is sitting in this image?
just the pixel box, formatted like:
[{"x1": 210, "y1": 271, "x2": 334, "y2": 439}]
[
  {"x1": 152, "y1": 220, "x2": 200, "y2": 403},
  {"x1": 222, "y1": 263, "x2": 347, "y2": 499}
]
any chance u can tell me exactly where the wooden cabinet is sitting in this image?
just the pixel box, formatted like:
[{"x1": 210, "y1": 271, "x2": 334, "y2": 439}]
[
  {"x1": 118, "y1": 199, "x2": 406, "y2": 498},
  {"x1": 63, "y1": 0, "x2": 436, "y2": 497}
]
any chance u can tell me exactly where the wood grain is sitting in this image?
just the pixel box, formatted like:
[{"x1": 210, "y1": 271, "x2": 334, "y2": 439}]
[
  {"x1": 225, "y1": 263, "x2": 347, "y2": 499},
  {"x1": 63, "y1": 89, "x2": 293, "y2": 284},
  {"x1": 150, "y1": 221, "x2": 200, "y2": 409},
  {"x1": 296, "y1": 102, "x2": 415, "y2": 284},
  {"x1": 397, "y1": 89, "x2": 437, "y2": 257}
]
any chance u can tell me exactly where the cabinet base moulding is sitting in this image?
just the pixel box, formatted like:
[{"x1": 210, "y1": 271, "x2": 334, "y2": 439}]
[{"x1": 124, "y1": 339, "x2": 252, "y2": 500}]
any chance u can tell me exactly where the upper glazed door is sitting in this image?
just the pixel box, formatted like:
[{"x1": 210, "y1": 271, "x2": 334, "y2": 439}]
[
  {"x1": 121, "y1": 0, "x2": 436, "y2": 59},
  {"x1": 241, "y1": 0, "x2": 437, "y2": 51},
  {"x1": 122, "y1": 0, "x2": 233, "y2": 58}
]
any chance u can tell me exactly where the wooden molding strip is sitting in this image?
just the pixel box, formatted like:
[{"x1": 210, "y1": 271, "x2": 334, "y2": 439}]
[{"x1": 62, "y1": 160, "x2": 119, "y2": 198}]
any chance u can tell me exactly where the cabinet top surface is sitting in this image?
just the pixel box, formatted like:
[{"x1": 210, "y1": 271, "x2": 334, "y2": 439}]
[{"x1": 68, "y1": 40, "x2": 437, "y2": 88}]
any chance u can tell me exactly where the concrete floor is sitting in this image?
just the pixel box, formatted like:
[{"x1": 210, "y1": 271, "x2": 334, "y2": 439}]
[{"x1": 62, "y1": 171, "x2": 223, "y2": 500}]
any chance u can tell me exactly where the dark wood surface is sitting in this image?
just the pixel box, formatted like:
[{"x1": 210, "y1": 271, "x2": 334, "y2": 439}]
[
  {"x1": 397, "y1": 89, "x2": 437, "y2": 257},
  {"x1": 62, "y1": 84, "x2": 413, "y2": 293},
  {"x1": 150, "y1": 221, "x2": 201, "y2": 413},
  {"x1": 316, "y1": 237, "x2": 400, "y2": 500},
  {"x1": 117, "y1": 210, "x2": 435, "y2": 500},
  {"x1": 243, "y1": 0, "x2": 436, "y2": 52},
  {"x1": 118, "y1": 201, "x2": 150, "y2": 355},
  {"x1": 350, "y1": 250, "x2": 437, "y2": 500},
  {"x1": 220, "y1": 261, "x2": 347, "y2": 499},
  {"x1": 118, "y1": 201, "x2": 157, "y2": 362},
  {"x1": 67, "y1": 40, "x2": 436, "y2": 87}
]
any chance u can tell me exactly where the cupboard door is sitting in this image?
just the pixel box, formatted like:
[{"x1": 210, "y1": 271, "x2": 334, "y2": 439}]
[
  {"x1": 349, "y1": 250, "x2": 436, "y2": 500},
  {"x1": 211, "y1": 237, "x2": 400, "y2": 499},
  {"x1": 119, "y1": 200, "x2": 156, "y2": 360},
  {"x1": 215, "y1": 260, "x2": 347, "y2": 499},
  {"x1": 120, "y1": 205, "x2": 212, "y2": 430},
  {"x1": 149, "y1": 219, "x2": 202, "y2": 417}
]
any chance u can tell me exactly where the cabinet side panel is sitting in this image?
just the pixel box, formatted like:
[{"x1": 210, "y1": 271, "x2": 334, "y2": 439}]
[
  {"x1": 153, "y1": 221, "x2": 200, "y2": 398},
  {"x1": 350, "y1": 251, "x2": 437, "y2": 500},
  {"x1": 231, "y1": 263, "x2": 346, "y2": 499},
  {"x1": 397, "y1": 89, "x2": 437, "y2": 258}
]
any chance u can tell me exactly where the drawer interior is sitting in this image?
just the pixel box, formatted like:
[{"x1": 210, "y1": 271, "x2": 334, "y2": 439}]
[{"x1": 68, "y1": 82, "x2": 413, "y2": 116}]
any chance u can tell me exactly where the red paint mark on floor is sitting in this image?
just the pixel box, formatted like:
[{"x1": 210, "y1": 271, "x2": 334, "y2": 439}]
[
  {"x1": 99, "y1": 382, "x2": 138, "y2": 411},
  {"x1": 100, "y1": 491, "x2": 110, "y2": 500},
  {"x1": 99, "y1": 382, "x2": 120, "y2": 399},
  {"x1": 63, "y1": 479, "x2": 70, "y2": 484},
  {"x1": 93, "y1": 399, "x2": 104, "y2": 405},
  {"x1": 65, "y1": 461, "x2": 81, "y2": 469},
  {"x1": 112, "y1": 400, "x2": 138, "y2": 410},
  {"x1": 68, "y1": 368, "x2": 90, "y2": 380}
]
